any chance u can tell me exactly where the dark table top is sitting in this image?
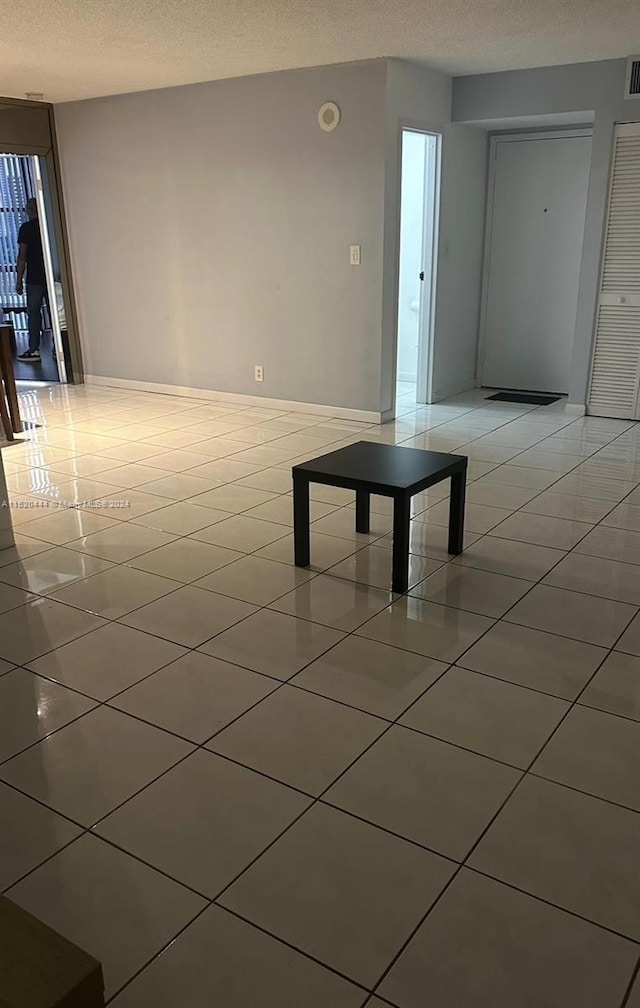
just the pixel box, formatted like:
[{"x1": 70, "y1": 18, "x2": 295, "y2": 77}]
[
  {"x1": 293, "y1": 441, "x2": 467, "y2": 492},
  {"x1": 0, "y1": 894, "x2": 104, "y2": 1007}
]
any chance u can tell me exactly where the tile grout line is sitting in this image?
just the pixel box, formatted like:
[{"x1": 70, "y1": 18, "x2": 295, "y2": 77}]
[
  {"x1": 2, "y1": 401, "x2": 638, "y2": 795},
  {"x1": 363, "y1": 414, "x2": 640, "y2": 999},
  {"x1": 4, "y1": 387, "x2": 640, "y2": 1003},
  {"x1": 622, "y1": 955, "x2": 640, "y2": 1008}
]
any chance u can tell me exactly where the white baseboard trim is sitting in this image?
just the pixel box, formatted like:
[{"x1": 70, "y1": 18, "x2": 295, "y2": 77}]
[
  {"x1": 85, "y1": 375, "x2": 383, "y2": 424},
  {"x1": 397, "y1": 371, "x2": 418, "y2": 383},
  {"x1": 565, "y1": 403, "x2": 587, "y2": 416}
]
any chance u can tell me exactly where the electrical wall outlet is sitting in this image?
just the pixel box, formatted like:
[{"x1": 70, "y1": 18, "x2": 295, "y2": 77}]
[
  {"x1": 350, "y1": 244, "x2": 361, "y2": 265},
  {"x1": 254, "y1": 365, "x2": 264, "y2": 382}
]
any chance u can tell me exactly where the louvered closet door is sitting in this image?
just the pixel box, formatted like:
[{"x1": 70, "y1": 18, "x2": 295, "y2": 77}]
[{"x1": 588, "y1": 123, "x2": 640, "y2": 418}]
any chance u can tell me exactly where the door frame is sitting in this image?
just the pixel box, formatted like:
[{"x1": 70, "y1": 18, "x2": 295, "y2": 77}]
[
  {"x1": 33, "y1": 155, "x2": 67, "y2": 381},
  {"x1": 415, "y1": 131, "x2": 441, "y2": 405},
  {"x1": 0, "y1": 98, "x2": 84, "y2": 384},
  {"x1": 476, "y1": 127, "x2": 593, "y2": 390},
  {"x1": 395, "y1": 126, "x2": 442, "y2": 406}
]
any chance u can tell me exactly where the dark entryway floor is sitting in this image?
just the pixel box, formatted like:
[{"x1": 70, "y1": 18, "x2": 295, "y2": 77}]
[{"x1": 11, "y1": 329, "x2": 59, "y2": 383}]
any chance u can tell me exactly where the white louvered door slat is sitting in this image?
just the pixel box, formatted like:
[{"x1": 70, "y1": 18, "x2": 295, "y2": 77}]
[{"x1": 588, "y1": 123, "x2": 640, "y2": 418}]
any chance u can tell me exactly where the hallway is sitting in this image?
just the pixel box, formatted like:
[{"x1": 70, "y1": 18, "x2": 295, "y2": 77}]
[{"x1": 1, "y1": 382, "x2": 640, "y2": 1006}]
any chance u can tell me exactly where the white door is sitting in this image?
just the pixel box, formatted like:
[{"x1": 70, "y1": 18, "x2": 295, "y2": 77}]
[
  {"x1": 396, "y1": 130, "x2": 440, "y2": 403},
  {"x1": 481, "y1": 134, "x2": 592, "y2": 393},
  {"x1": 588, "y1": 123, "x2": 640, "y2": 419},
  {"x1": 416, "y1": 133, "x2": 439, "y2": 404},
  {"x1": 397, "y1": 132, "x2": 426, "y2": 384}
]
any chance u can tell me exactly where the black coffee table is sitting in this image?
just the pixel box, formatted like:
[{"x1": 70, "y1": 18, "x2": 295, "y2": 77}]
[{"x1": 293, "y1": 441, "x2": 467, "y2": 593}]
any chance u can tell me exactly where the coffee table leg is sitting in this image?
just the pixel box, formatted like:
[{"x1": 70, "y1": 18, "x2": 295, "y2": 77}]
[
  {"x1": 356, "y1": 490, "x2": 370, "y2": 534},
  {"x1": 448, "y1": 467, "x2": 466, "y2": 554},
  {"x1": 0, "y1": 384, "x2": 13, "y2": 441},
  {"x1": 392, "y1": 494, "x2": 410, "y2": 593},
  {"x1": 293, "y1": 473, "x2": 310, "y2": 567}
]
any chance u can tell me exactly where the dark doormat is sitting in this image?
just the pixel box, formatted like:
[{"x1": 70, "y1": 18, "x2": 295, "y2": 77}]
[{"x1": 486, "y1": 391, "x2": 561, "y2": 406}]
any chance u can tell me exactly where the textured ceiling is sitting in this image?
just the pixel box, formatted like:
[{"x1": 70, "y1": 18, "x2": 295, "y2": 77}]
[{"x1": 3, "y1": 0, "x2": 639, "y2": 103}]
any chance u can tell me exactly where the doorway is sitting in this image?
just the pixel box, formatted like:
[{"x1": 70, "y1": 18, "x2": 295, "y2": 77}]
[
  {"x1": 0, "y1": 152, "x2": 68, "y2": 383},
  {"x1": 479, "y1": 131, "x2": 592, "y2": 394},
  {"x1": 396, "y1": 129, "x2": 440, "y2": 406}
]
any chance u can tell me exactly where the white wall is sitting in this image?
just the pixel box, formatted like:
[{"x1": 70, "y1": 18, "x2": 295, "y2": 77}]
[
  {"x1": 396, "y1": 131, "x2": 425, "y2": 382},
  {"x1": 453, "y1": 58, "x2": 634, "y2": 408},
  {"x1": 55, "y1": 60, "x2": 387, "y2": 414},
  {"x1": 432, "y1": 124, "x2": 488, "y2": 400}
]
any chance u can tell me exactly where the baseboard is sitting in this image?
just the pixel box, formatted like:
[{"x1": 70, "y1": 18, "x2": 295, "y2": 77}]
[
  {"x1": 564, "y1": 403, "x2": 587, "y2": 416},
  {"x1": 397, "y1": 371, "x2": 418, "y2": 383},
  {"x1": 84, "y1": 375, "x2": 383, "y2": 424}
]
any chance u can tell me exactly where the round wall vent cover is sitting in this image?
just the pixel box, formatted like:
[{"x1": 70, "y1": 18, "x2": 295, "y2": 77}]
[{"x1": 318, "y1": 101, "x2": 340, "y2": 132}]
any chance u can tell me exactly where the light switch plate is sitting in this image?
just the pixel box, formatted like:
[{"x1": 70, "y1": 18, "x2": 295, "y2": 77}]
[{"x1": 350, "y1": 245, "x2": 361, "y2": 266}]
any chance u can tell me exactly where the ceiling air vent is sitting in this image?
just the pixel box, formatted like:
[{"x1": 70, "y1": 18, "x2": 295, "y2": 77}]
[{"x1": 624, "y1": 57, "x2": 640, "y2": 98}]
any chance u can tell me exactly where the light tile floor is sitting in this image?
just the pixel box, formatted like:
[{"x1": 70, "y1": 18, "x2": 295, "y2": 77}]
[{"x1": 1, "y1": 379, "x2": 640, "y2": 1006}]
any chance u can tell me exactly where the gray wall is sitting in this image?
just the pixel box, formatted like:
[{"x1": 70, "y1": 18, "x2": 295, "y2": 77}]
[
  {"x1": 54, "y1": 56, "x2": 637, "y2": 414},
  {"x1": 381, "y1": 60, "x2": 487, "y2": 412},
  {"x1": 55, "y1": 61, "x2": 387, "y2": 413},
  {"x1": 381, "y1": 60, "x2": 450, "y2": 413},
  {"x1": 432, "y1": 123, "x2": 488, "y2": 399},
  {"x1": 453, "y1": 58, "x2": 635, "y2": 407},
  {"x1": 56, "y1": 56, "x2": 490, "y2": 417}
]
